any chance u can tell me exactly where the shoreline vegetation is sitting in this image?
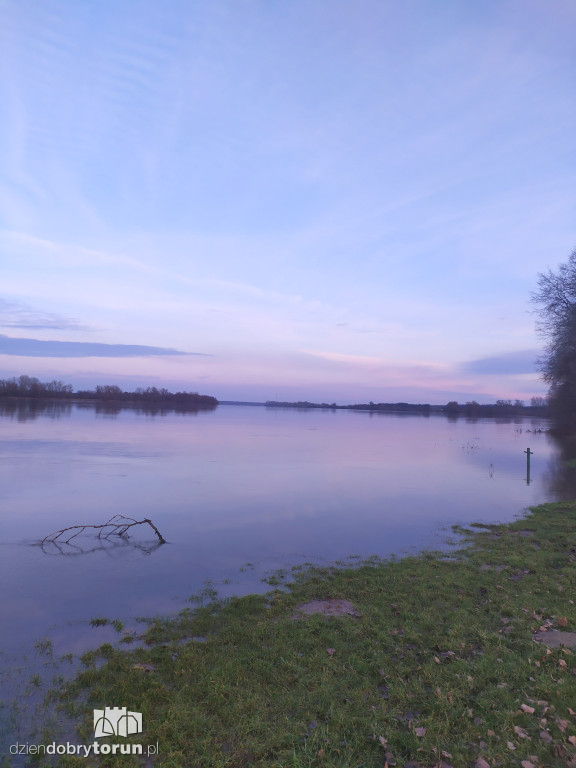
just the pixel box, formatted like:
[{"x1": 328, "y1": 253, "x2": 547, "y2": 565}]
[
  {"x1": 40, "y1": 501, "x2": 576, "y2": 768},
  {"x1": 0, "y1": 376, "x2": 218, "y2": 408}
]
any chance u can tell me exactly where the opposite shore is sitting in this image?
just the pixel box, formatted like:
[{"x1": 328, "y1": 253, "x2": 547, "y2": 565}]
[{"x1": 0, "y1": 376, "x2": 550, "y2": 417}]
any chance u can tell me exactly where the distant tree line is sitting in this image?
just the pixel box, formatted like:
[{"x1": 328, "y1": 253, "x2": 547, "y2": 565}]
[
  {"x1": 266, "y1": 398, "x2": 548, "y2": 416},
  {"x1": 75, "y1": 384, "x2": 218, "y2": 406},
  {"x1": 0, "y1": 376, "x2": 218, "y2": 407},
  {"x1": 0, "y1": 375, "x2": 73, "y2": 397}
]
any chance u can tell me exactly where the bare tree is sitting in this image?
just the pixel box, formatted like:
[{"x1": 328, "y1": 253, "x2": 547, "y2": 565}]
[{"x1": 532, "y1": 248, "x2": 576, "y2": 427}]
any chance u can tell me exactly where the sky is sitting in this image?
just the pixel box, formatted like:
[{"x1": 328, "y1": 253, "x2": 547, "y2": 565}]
[{"x1": 1, "y1": 0, "x2": 575, "y2": 404}]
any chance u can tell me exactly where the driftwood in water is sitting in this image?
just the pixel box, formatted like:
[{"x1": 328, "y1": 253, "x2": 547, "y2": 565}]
[{"x1": 42, "y1": 514, "x2": 166, "y2": 545}]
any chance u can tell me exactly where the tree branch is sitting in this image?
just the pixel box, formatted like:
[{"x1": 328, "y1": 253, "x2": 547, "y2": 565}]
[{"x1": 42, "y1": 515, "x2": 166, "y2": 545}]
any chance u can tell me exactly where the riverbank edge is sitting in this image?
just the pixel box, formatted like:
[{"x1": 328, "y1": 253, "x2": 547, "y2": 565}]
[{"x1": 41, "y1": 501, "x2": 576, "y2": 767}]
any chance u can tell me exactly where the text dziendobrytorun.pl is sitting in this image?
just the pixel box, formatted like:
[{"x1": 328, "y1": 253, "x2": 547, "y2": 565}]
[{"x1": 9, "y1": 741, "x2": 159, "y2": 757}]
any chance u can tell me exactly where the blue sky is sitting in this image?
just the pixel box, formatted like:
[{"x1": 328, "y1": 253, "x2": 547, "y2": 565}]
[{"x1": 1, "y1": 0, "x2": 575, "y2": 403}]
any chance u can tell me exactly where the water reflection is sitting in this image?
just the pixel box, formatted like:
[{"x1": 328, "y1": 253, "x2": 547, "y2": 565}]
[
  {"x1": 544, "y1": 428, "x2": 576, "y2": 498},
  {"x1": 37, "y1": 537, "x2": 164, "y2": 557},
  {"x1": 0, "y1": 399, "x2": 72, "y2": 421},
  {"x1": 0, "y1": 398, "x2": 217, "y2": 421},
  {"x1": 87, "y1": 402, "x2": 217, "y2": 417}
]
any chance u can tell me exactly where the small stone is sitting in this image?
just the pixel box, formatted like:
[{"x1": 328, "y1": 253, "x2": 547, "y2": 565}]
[
  {"x1": 132, "y1": 663, "x2": 156, "y2": 672},
  {"x1": 293, "y1": 599, "x2": 361, "y2": 618}
]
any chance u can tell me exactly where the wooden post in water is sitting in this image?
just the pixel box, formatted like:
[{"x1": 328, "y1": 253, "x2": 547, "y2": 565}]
[{"x1": 524, "y1": 447, "x2": 533, "y2": 485}]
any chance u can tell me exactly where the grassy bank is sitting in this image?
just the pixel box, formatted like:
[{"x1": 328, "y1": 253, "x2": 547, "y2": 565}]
[{"x1": 41, "y1": 502, "x2": 576, "y2": 767}]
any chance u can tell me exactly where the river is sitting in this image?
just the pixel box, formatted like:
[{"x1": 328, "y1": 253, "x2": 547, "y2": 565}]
[{"x1": 0, "y1": 402, "x2": 558, "y2": 658}]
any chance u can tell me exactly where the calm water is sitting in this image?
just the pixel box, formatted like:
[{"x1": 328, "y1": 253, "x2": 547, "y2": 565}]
[{"x1": 0, "y1": 402, "x2": 559, "y2": 660}]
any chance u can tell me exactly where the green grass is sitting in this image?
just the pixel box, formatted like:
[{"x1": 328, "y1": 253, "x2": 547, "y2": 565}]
[
  {"x1": 89, "y1": 618, "x2": 124, "y2": 632},
  {"x1": 39, "y1": 502, "x2": 576, "y2": 767}
]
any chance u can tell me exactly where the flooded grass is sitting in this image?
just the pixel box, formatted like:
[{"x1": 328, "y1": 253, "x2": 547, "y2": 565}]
[{"x1": 17, "y1": 501, "x2": 576, "y2": 767}]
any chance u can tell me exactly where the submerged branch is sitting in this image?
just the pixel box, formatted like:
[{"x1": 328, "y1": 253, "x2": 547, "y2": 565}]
[{"x1": 42, "y1": 514, "x2": 167, "y2": 545}]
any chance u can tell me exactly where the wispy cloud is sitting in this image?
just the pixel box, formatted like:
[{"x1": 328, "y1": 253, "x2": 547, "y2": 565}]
[
  {"x1": 461, "y1": 350, "x2": 539, "y2": 375},
  {"x1": 303, "y1": 349, "x2": 387, "y2": 367},
  {"x1": 0, "y1": 298, "x2": 89, "y2": 331},
  {"x1": 0, "y1": 335, "x2": 206, "y2": 358},
  {"x1": 1, "y1": 231, "x2": 157, "y2": 273}
]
